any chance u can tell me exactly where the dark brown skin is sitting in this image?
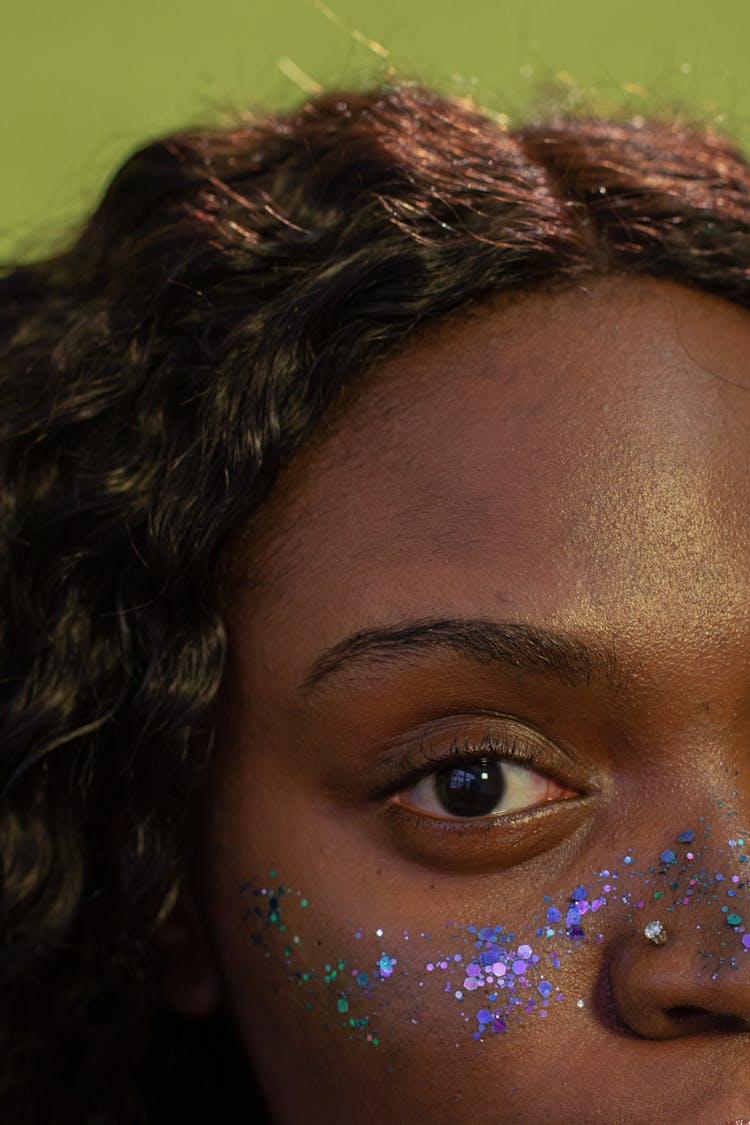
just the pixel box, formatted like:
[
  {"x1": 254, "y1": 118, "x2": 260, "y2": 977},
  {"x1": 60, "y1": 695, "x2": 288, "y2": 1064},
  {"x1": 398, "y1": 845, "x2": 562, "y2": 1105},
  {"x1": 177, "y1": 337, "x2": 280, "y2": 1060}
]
[{"x1": 157, "y1": 275, "x2": 750, "y2": 1123}]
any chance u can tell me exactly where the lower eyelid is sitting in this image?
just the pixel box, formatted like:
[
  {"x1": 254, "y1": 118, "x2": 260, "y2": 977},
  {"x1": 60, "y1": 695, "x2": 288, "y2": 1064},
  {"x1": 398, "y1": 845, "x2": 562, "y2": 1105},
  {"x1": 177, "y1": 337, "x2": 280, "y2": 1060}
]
[{"x1": 375, "y1": 795, "x2": 594, "y2": 873}]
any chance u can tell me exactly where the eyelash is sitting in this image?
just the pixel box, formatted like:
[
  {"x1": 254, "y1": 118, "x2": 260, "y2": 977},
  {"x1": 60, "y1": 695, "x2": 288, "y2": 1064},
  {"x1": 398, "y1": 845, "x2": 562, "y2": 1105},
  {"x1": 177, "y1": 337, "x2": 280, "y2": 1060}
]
[{"x1": 381, "y1": 730, "x2": 537, "y2": 796}]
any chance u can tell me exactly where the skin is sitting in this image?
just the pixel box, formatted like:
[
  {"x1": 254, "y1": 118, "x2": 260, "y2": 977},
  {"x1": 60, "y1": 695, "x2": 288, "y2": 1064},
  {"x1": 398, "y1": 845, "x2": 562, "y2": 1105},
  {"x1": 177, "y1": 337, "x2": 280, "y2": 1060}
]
[{"x1": 157, "y1": 275, "x2": 750, "y2": 1124}]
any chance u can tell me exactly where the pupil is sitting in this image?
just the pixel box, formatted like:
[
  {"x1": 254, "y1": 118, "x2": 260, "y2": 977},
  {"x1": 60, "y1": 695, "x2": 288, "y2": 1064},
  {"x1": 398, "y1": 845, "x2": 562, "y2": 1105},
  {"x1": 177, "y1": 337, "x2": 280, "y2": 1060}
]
[{"x1": 434, "y1": 757, "x2": 505, "y2": 818}]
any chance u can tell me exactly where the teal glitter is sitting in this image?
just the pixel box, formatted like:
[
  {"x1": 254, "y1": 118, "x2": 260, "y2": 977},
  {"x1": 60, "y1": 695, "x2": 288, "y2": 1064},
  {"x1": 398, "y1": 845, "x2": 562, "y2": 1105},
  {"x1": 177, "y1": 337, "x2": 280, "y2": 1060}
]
[
  {"x1": 243, "y1": 814, "x2": 750, "y2": 1048},
  {"x1": 377, "y1": 954, "x2": 396, "y2": 978}
]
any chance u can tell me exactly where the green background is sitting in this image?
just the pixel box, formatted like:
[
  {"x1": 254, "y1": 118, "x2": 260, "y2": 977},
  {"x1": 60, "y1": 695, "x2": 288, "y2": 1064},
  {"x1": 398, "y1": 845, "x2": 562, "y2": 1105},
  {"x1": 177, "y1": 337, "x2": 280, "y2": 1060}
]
[{"x1": 3, "y1": 0, "x2": 749, "y2": 261}]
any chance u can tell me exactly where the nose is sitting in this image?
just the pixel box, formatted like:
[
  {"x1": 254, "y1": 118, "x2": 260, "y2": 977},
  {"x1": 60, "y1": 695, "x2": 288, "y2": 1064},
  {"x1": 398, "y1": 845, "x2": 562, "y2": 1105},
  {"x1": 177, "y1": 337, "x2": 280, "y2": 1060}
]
[{"x1": 606, "y1": 916, "x2": 750, "y2": 1039}]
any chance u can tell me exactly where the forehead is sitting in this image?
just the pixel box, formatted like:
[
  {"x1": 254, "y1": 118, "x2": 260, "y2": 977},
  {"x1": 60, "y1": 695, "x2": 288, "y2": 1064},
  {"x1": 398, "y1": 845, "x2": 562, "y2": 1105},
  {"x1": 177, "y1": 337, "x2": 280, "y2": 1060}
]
[{"x1": 238, "y1": 275, "x2": 750, "y2": 660}]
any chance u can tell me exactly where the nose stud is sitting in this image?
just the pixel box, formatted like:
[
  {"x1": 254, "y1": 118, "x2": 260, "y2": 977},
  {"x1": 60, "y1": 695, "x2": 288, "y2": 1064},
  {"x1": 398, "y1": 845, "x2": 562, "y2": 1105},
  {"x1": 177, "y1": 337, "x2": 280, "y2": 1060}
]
[{"x1": 644, "y1": 920, "x2": 668, "y2": 945}]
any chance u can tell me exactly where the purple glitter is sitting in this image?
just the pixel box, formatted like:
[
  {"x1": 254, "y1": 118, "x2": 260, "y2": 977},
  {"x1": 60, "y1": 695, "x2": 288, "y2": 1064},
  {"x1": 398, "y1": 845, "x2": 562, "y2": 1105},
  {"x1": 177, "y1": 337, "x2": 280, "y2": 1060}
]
[{"x1": 244, "y1": 795, "x2": 750, "y2": 1051}]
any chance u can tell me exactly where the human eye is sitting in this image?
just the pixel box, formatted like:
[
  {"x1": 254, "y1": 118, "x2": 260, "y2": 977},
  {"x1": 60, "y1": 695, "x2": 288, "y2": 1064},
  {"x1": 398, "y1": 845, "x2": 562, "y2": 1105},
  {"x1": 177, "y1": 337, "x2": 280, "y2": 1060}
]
[
  {"x1": 390, "y1": 729, "x2": 577, "y2": 822},
  {"x1": 372, "y1": 717, "x2": 593, "y2": 871},
  {"x1": 394, "y1": 735, "x2": 576, "y2": 821}
]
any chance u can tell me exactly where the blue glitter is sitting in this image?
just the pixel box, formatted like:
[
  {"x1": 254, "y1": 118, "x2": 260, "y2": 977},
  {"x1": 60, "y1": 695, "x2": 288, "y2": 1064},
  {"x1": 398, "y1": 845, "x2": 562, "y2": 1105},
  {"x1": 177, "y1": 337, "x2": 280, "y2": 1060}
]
[{"x1": 245, "y1": 803, "x2": 750, "y2": 1052}]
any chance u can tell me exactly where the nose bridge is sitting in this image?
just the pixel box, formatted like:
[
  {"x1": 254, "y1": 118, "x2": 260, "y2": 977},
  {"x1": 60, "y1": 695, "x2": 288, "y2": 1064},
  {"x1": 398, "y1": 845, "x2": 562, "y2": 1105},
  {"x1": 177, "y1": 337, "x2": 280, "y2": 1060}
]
[
  {"x1": 639, "y1": 808, "x2": 750, "y2": 963},
  {"x1": 611, "y1": 646, "x2": 750, "y2": 825},
  {"x1": 621, "y1": 645, "x2": 747, "y2": 738},
  {"x1": 675, "y1": 855, "x2": 750, "y2": 979}
]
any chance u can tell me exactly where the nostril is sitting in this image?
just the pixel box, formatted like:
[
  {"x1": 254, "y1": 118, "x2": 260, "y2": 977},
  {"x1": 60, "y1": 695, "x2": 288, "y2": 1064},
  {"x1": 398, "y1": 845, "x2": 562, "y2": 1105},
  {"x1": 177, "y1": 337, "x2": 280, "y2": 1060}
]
[{"x1": 666, "y1": 1005, "x2": 749, "y2": 1033}]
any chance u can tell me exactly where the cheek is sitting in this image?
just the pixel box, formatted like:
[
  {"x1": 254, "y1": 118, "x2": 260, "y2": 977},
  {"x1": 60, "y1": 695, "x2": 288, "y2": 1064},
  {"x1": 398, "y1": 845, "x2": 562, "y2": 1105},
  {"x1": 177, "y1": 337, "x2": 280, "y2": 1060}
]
[
  {"x1": 198, "y1": 762, "x2": 577, "y2": 1118},
  {"x1": 206, "y1": 862, "x2": 578, "y2": 1122},
  {"x1": 198, "y1": 744, "x2": 750, "y2": 1122}
]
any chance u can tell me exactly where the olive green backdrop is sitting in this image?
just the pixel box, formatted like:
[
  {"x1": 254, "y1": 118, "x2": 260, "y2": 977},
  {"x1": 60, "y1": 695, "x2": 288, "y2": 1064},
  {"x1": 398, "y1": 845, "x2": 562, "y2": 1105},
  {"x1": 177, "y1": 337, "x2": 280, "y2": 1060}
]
[{"x1": 2, "y1": 0, "x2": 749, "y2": 261}]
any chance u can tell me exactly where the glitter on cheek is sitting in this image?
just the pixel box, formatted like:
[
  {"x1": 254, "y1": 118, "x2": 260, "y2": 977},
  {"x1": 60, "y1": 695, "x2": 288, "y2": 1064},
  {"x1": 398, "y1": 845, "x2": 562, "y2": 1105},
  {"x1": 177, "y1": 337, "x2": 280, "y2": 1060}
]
[
  {"x1": 377, "y1": 954, "x2": 397, "y2": 978},
  {"x1": 239, "y1": 794, "x2": 749, "y2": 1048}
]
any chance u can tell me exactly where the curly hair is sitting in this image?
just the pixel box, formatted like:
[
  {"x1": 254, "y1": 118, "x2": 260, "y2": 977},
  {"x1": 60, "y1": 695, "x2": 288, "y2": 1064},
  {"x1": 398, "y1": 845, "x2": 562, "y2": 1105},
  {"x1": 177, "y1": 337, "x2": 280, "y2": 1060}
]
[{"x1": 1, "y1": 80, "x2": 749, "y2": 1124}]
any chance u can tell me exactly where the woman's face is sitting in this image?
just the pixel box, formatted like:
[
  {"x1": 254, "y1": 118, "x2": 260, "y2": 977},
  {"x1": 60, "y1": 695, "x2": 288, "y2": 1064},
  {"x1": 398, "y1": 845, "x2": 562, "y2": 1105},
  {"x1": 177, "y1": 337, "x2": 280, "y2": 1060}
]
[{"x1": 164, "y1": 275, "x2": 750, "y2": 1123}]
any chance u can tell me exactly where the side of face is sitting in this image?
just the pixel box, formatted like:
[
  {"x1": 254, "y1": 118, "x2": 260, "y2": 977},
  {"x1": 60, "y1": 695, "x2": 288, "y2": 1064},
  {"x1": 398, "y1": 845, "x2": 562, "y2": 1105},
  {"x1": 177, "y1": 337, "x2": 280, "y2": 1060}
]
[{"x1": 157, "y1": 276, "x2": 750, "y2": 1124}]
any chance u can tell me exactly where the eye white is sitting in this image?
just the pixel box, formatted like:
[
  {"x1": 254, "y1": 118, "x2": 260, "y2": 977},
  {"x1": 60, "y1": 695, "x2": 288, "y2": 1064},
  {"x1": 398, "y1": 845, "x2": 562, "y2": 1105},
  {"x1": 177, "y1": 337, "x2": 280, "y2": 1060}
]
[{"x1": 398, "y1": 758, "x2": 557, "y2": 821}]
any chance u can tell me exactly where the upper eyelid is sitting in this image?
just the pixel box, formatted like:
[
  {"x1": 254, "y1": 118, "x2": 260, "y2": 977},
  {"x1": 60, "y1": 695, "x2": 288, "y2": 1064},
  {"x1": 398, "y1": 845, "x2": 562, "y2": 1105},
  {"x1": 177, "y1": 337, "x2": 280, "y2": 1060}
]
[
  {"x1": 364, "y1": 712, "x2": 596, "y2": 807},
  {"x1": 414, "y1": 732, "x2": 531, "y2": 771},
  {"x1": 378, "y1": 709, "x2": 582, "y2": 767},
  {"x1": 381, "y1": 731, "x2": 540, "y2": 796}
]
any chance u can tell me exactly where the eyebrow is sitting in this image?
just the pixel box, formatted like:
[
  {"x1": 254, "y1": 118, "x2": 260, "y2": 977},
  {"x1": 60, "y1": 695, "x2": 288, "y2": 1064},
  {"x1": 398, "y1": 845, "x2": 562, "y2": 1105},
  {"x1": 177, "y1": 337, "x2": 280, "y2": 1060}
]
[{"x1": 300, "y1": 616, "x2": 621, "y2": 693}]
